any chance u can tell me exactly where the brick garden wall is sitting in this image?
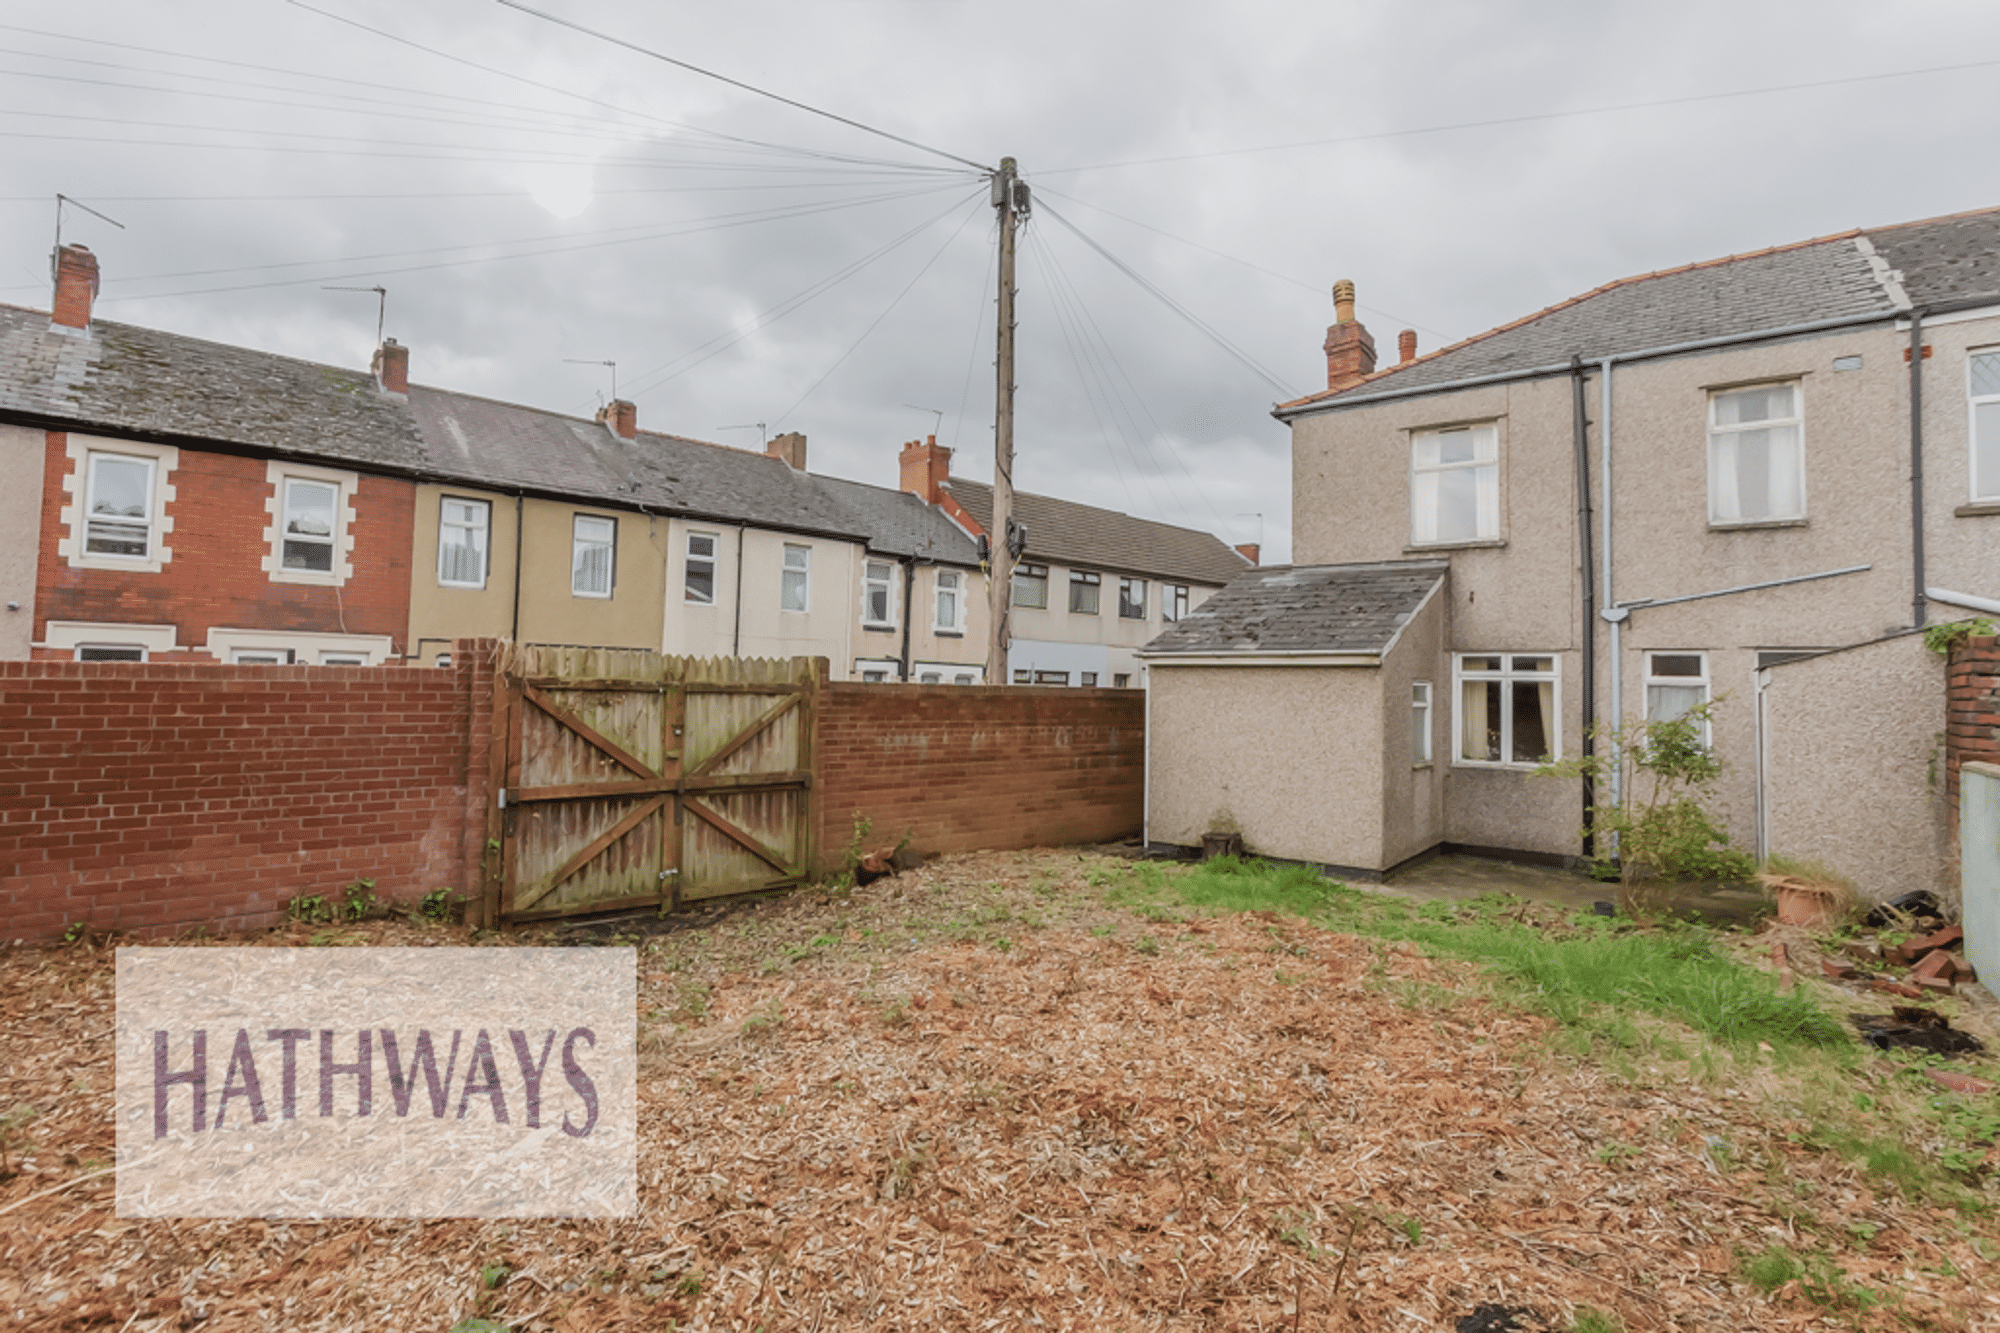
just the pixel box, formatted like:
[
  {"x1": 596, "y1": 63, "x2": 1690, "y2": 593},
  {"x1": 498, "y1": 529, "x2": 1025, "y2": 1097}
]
[
  {"x1": 1948, "y1": 634, "x2": 2000, "y2": 857},
  {"x1": 0, "y1": 639, "x2": 495, "y2": 942},
  {"x1": 814, "y1": 678, "x2": 1145, "y2": 871}
]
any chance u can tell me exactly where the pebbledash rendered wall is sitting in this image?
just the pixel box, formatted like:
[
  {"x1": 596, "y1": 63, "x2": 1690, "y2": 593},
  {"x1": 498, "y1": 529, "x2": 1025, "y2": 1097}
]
[
  {"x1": 0, "y1": 640, "x2": 498, "y2": 943},
  {"x1": 1, "y1": 642, "x2": 1144, "y2": 942},
  {"x1": 812, "y1": 679, "x2": 1144, "y2": 871}
]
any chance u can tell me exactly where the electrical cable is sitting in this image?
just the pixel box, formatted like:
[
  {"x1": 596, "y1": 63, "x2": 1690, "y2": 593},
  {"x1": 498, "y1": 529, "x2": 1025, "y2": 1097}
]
[
  {"x1": 948, "y1": 217, "x2": 998, "y2": 452},
  {"x1": 1029, "y1": 228, "x2": 1148, "y2": 517},
  {"x1": 770, "y1": 191, "x2": 990, "y2": 425},
  {"x1": 1037, "y1": 201, "x2": 1297, "y2": 399},
  {"x1": 492, "y1": 0, "x2": 992, "y2": 174},
  {"x1": 1038, "y1": 55, "x2": 2000, "y2": 175}
]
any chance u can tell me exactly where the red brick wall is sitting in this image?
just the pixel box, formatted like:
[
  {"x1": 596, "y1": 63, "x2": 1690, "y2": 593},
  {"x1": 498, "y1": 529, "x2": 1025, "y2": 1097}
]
[
  {"x1": 1948, "y1": 634, "x2": 2000, "y2": 853},
  {"x1": 0, "y1": 639, "x2": 495, "y2": 942},
  {"x1": 34, "y1": 432, "x2": 415, "y2": 656},
  {"x1": 814, "y1": 679, "x2": 1144, "y2": 869}
]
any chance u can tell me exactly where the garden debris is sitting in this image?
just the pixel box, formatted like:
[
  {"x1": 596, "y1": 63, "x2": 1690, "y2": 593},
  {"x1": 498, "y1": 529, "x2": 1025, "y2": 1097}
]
[
  {"x1": 4, "y1": 849, "x2": 1999, "y2": 1332},
  {"x1": 1865, "y1": 889, "x2": 1945, "y2": 930},
  {"x1": 1885, "y1": 923, "x2": 1965, "y2": 968},
  {"x1": 1926, "y1": 1069, "x2": 1998, "y2": 1095},
  {"x1": 1769, "y1": 942, "x2": 1795, "y2": 992},
  {"x1": 1454, "y1": 1303, "x2": 1553, "y2": 1332},
  {"x1": 1849, "y1": 1006, "x2": 1986, "y2": 1056}
]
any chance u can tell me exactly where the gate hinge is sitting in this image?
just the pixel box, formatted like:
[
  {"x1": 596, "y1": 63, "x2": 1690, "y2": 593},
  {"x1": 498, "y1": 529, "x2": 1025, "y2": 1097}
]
[{"x1": 497, "y1": 789, "x2": 508, "y2": 809}]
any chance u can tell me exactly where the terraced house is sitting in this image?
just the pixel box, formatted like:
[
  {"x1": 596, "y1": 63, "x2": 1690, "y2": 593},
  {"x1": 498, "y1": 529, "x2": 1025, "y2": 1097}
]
[{"x1": 1145, "y1": 207, "x2": 2000, "y2": 899}]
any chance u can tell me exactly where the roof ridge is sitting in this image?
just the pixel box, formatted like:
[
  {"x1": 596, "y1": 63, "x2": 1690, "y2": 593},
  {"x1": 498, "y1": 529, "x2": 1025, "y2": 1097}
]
[
  {"x1": 946, "y1": 476, "x2": 1243, "y2": 547},
  {"x1": 412, "y1": 382, "x2": 737, "y2": 453},
  {"x1": 1280, "y1": 225, "x2": 1874, "y2": 410},
  {"x1": 88, "y1": 313, "x2": 383, "y2": 383}
]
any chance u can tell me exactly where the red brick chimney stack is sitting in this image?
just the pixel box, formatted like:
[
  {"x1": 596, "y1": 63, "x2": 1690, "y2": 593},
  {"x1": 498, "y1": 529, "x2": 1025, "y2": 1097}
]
[
  {"x1": 1322, "y1": 278, "x2": 1376, "y2": 392},
  {"x1": 1398, "y1": 329, "x2": 1418, "y2": 365},
  {"x1": 51, "y1": 244, "x2": 99, "y2": 331},
  {"x1": 1236, "y1": 543, "x2": 1261, "y2": 565},
  {"x1": 371, "y1": 338, "x2": 409, "y2": 396},
  {"x1": 767, "y1": 431, "x2": 807, "y2": 470},
  {"x1": 596, "y1": 399, "x2": 637, "y2": 440},
  {"x1": 899, "y1": 434, "x2": 952, "y2": 503}
]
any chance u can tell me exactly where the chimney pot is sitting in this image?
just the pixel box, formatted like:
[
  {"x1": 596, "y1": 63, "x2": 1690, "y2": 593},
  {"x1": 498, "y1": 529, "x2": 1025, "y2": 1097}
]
[
  {"x1": 767, "y1": 430, "x2": 807, "y2": 470},
  {"x1": 1332, "y1": 278, "x2": 1356, "y2": 326},
  {"x1": 898, "y1": 434, "x2": 953, "y2": 503},
  {"x1": 1398, "y1": 329, "x2": 1418, "y2": 365},
  {"x1": 51, "y1": 244, "x2": 99, "y2": 331},
  {"x1": 371, "y1": 337, "x2": 409, "y2": 396},
  {"x1": 595, "y1": 399, "x2": 637, "y2": 440},
  {"x1": 1235, "y1": 543, "x2": 1261, "y2": 566},
  {"x1": 1322, "y1": 278, "x2": 1376, "y2": 392}
]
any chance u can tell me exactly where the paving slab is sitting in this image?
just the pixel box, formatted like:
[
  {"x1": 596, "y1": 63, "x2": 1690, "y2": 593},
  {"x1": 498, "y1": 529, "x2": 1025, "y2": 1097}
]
[{"x1": 1375, "y1": 853, "x2": 1768, "y2": 926}]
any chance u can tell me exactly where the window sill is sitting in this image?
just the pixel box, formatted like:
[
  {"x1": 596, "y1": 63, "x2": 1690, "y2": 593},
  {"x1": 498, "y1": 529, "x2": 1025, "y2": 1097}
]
[
  {"x1": 1404, "y1": 538, "x2": 1505, "y2": 553},
  {"x1": 1708, "y1": 517, "x2": 1808, "y2": 531},
  {"x1": 862, "y1": 623, "x2": 897, "y2": 634},
  {"x1": 1451, "y1": 760, "x2": 1545, "y2": 772},
  {"x1": 934, "y1": 629, "x2": 964, "y2": 638},
  {"x1": 1955, "y1": 501, "x2": 2000, "y2": 517}
]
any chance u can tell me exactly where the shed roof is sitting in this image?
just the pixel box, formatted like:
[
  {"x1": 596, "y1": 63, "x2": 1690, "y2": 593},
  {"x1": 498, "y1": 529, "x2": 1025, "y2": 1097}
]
[
  {"x1": 943, "y1": 478, "x2": 1250, "y2": 586},
  {"x1": 1142, "y1": 560, "x2": 1447, "y2": 657},
  {"x1": 1279, "y1": 204, "x2": 2000, "y2": 415}
]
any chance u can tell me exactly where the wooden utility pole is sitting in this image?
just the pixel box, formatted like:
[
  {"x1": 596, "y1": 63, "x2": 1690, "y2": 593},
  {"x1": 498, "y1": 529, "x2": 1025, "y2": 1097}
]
[{"x1": 988, "y1": 156, "x2": 1026, "y2": 685}]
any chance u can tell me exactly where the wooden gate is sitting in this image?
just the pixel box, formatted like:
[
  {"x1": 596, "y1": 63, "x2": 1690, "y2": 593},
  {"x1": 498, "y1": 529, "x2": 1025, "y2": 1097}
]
[{"x1": 488, "y1": 646, "x2": 817, "y2": 924}]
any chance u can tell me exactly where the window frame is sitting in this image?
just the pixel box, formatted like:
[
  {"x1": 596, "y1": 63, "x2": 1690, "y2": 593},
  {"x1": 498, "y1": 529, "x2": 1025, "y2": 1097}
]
[
  {"x1": 570, "y1": 513, "x2": 617, "y2": 599},
  {"x1": 1707, "y1": 380, "x2": 1806, "y2": 525},
  {"x1": 436, "y1": 495, "x2": 491, "y2": 590},
  {"x1": 1068, "y1": 569, "x2": 1101, "y2": 615},
  {"x1": 1409, "y1": 421, "x2": 1500, "y2": 546},
  {"x1": 861, "y1": 558, "x2": 896, "y2": 627},
  {"x1": 1970, "y1": 347, "x2": 2000, "y2": 502},
  {"x1": 1117, "y1": 577, "x2": 1148, "y2": 620},
  {"x1": 934, "y1": 569, "x2": 964, "y2": 634},
  {"x1": 780, "y1": 543, "x2": 811, "y2": 613},
  {"x1": 75, "y1": 644, "x2": 146, "y2": 662},
  {"x1": 1451, "y1": 653, "x2": 1561, "y2": 769},
  {"x1": 1011, "y1": 562, "x2": 1049, "y2": 609},
  {"x1": 1033, "y1": 669, "x2": 1071, "y2": 686},
  {"x1": 685, "y1": 531, "x2": 719, "y2": 605},
  {"x1": 280, "y1": 476, "x2": 340, "y2": 575},
  {"x1": 1644, "y1": 651, "x2": 1711, "y2": 746},
  {"x1": 83, "y1": 451, "x2": 157, "y2": 562},
  {"x1": 262, "y1": 461, "x2": 356, "y2": 586},
  {"x1": 1162, "y1": 584, "x2": 1190, "y2": 622},
  {"x1": 63, "y1": 438, "x2": 178, "y2": 574},
  {"x1": 1411, "y1": 680, "x2": 1433, "y2": 766}
]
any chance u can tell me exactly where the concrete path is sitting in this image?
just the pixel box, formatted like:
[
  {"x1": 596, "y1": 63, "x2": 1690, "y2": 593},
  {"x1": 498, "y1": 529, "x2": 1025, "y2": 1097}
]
[{"x1": 1378, "y1": 852, "x2": 1768, "y2": 925}]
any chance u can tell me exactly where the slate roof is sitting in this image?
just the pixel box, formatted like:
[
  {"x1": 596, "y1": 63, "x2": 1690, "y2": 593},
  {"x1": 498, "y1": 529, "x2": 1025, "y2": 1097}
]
[
  {"x1": 408, "y1": 387, "x2": 867, "y2": 540},
  {"x1": 1142, "y1": 560, "x2": 1447, "y2": 656},
  {"x1": 810, "y1": 474, "x2": 980, "y2": 564},
  {"x1": 0, "y1": 304, "x2": 428, "y2": 468},
  {"x1": 1279, "y1": 204, "x2": 2000, "y2": 415},
  {"x1": 943, "y1": 478, "x2": 1250, "y2": 587}
]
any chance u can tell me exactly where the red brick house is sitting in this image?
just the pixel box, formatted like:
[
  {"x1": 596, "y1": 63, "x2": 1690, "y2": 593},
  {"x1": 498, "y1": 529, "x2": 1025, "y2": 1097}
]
[{"x1": 0, "y1": 245, "x2": 421, "y2": 664}]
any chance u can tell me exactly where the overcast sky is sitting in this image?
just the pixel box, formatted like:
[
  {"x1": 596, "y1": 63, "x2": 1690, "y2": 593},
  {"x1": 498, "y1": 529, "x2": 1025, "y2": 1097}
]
[{"x1": 6, "y1": 1, "x2": 1998, "y2": 562}]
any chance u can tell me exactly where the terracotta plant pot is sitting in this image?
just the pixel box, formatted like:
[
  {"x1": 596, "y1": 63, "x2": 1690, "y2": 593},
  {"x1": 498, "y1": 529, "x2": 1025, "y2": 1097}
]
[{"x1": 1770, "y1": 879, "x2": 1841, "y2": 930}]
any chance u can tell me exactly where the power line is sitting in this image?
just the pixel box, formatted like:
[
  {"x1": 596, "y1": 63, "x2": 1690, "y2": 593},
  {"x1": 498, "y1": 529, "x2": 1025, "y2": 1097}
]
[
  {"x1": 1037, "y1": 202, "x2": 1297, "y2": 398},
  {"x1": 948, "y1": 217, "x2": 998, "y2": 452},
  {"x1": 1039, "y1": 55, "x2": 2000, "y2": 175},
  {"x1": 493, "y1": 0, "x2": 992, "y2": 175},
  {"x1": 0, "y1": 181, "x2": 950, "y2": 204}
]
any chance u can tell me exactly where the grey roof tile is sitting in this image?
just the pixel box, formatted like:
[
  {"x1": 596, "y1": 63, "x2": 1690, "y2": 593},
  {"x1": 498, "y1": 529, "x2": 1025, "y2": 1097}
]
[
  {"x1": 1867, "y1": 207, "x2": 2000, "y2": 309},
  {"x1": 944, "y1": 478, "x2": 1250, "y2": 586},
  {"x1": 1143, "y1": 560, "x2": 1447, "y2": 656},
  {"x1": 809, "y1": 474, "x2": 979, "y2": 564}
]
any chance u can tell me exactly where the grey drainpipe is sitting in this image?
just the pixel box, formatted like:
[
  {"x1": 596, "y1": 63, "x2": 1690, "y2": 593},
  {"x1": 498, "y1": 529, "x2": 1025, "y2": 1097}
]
[
  {"x1": 1599, "y1": 357, "x2": 1623, "y2": 820},
  {"x1": 898, "y1": 558, "x2": 916, "y2": 681},
  {"x1": 1570, "y1": 357, "x2": 1595, "y2": 857},
  {"x1": 1909, "y1": 308, "x2": 1928, "y2": 629},
  {"x1": 509, "y1": 493, "x2": 524, "y2": 642},
  {"x1": 731, "y1": 526, "x2": 745, "y2": 656}
]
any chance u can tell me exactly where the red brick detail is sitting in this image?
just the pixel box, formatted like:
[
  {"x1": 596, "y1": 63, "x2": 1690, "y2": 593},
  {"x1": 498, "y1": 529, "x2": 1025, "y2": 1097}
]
[
  {"x1": 1945, "y1": 636, "x2": 2000, "y2": 867},
  {"x1": 899, "y1": 436, "x2": 952, "y2": 504},
  {"x1": 1234, "y1": 543, "x2": 1260, "y2": 566},
  {"x1": 372, "y1": 339, "x2": 409, "y2": 395},
  {"x1": 35, "y1": 434, "x2": 415, "y2": 655},
  {"x1": 812, "y1": 681, "x2": 1144, "y2": 874},
  {"x1": 52, "y1": 244, "x2": 98, "y2": 330},
  {"x1": 0, "y1": 641, "x2": 499, "y2": 942},
  {"x1": 1322, "y1": 279, "x2": 1376, "y2": 392},
  {"x1": 596, "y1": 400, "x2": 637, "y2": 440}
]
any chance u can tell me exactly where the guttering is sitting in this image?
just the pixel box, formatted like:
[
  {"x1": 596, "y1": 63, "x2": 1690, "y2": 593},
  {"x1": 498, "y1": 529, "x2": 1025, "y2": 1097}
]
[
  {"x1": 1136, "y1": 651, "x2": 1383, "y2": 667},
  {"x1": 1272, "y1": 310, "x2": 1902, "y2": 421},
  {"x1": 1570, "y1": 356, "x2": 1596, "y2": 856},
  {"x1": 1600, "y1": 358, "x2": 1621, "y2": 816},
  {"x1": 1928, "y1": 587, "x2": 2000, "y2": 616}
]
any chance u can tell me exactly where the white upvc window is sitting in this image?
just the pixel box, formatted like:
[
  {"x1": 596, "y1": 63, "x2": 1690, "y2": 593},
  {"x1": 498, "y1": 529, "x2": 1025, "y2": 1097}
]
[
  {"x1": 1644, "y1": 651, "x2": 1711, "y2": 745},
  {"x1": 1412, "y1": 680, "x2": 1433, "y2": 765},
  {"x1": 1069, "y1": 570, "x2": 1101, "y2": 615},
  {"x1": 954, "y1": 672, "x2": 976, "y2": 686},
  {"x1": 1453, "y1": 653, "x2": 1559, "y2": 767},
  {"x1": 231, "y1": 649, "x2": 293, "y2": 665},
  {"x1": 84, "y1": 452, "x2": 156, "y2": 559},
  {"x1": 1118, "y1": 577, "x2": 1148, "y2": 620},
  {"x1": 571, "y1": 514, "x2": 616, "y2": 597},
  {"x1": 781, "y1": 543, "x2": 810, "y2": 612},
  {"x1": 75, "y1": 644, "x2": 145, "y2": 662},
  {"x1": 1080, "y1": 671, "x2": 1099, "y2": 686},
  {"x1": 281, "y1": 477, "x2": 339, "y2": 573},
  {"x1": 1709, "y1": 382, "x2": 1804, "y2": 523},
  {"x1": 685, "y1": 531, "x2": 718, "y2": 605},
  {"x1": 863, "y1": 559, "x2": 895, "y2": 626},
  {"x1": 318, "y1": 652, "x2": 368, "y2": 666},
  {"x1": 437, "y1": 496, "x2": 489, "y2": 589},
  {"x1": 1162, "y1": 584, "x2": 1190, "y2": 622},
  {"x1": 1034, "y1": 669, "x2": 1070, "y2": 686},
  {"x1": 1012, "y1": 563, "x2": 1049, "y2": 608},
  {"x1": 919, "y1": 670, "x2": 942, "y2": 684},
  {"x1": 1411, "y1": 422, "x2": 1499, "y2": 545},
  {"x1": 1971, "y1": 349, "x2": 2000, "y2": 501},
  {"x1": 934, "y1": 569, "x2": 964, "y2": 632}
]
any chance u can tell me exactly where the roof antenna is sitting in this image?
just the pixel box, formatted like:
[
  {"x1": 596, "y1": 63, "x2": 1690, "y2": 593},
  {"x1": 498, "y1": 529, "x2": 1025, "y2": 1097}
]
[
  {"x1": 564, "y1": 358, "x2": 617, "y2": 403},
  {"x1": 53, "y1": 194, "x2": 125, "y2": 297},
  {"x1": 903, "y1": 402, "x2": 944, "y2": 436},
  {"x1": 717, "y1": 422, "x2": 768, "y2": 447},
  {"x1": 323, "y1": 285, "x2": 388, "y2": 345}
]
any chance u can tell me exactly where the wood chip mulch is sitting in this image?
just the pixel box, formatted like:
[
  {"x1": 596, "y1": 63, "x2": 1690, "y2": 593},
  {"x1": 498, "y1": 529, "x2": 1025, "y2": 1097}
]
[{"x1": 3, "y1": 888, "x2": 1996, "y2": 1330}]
